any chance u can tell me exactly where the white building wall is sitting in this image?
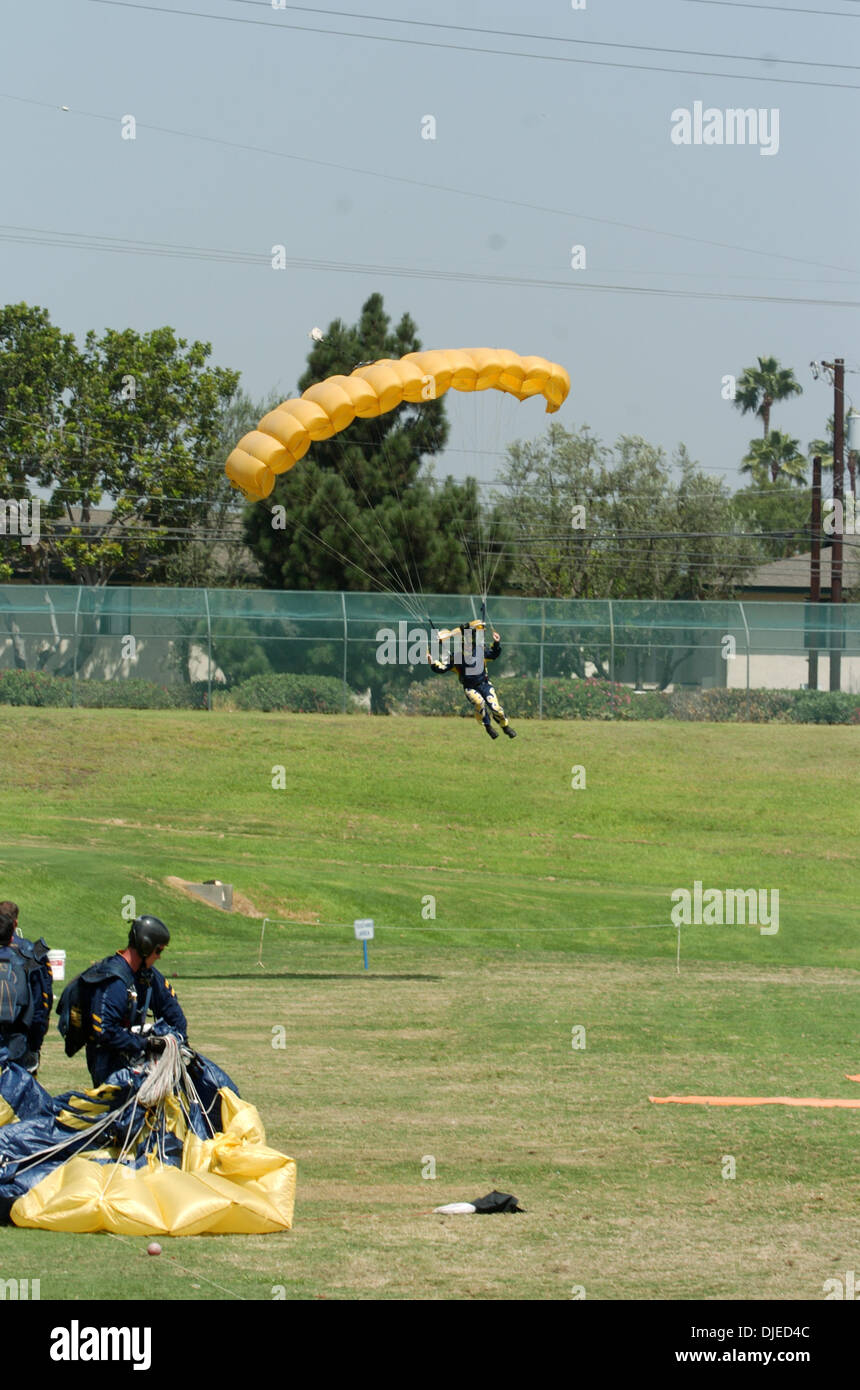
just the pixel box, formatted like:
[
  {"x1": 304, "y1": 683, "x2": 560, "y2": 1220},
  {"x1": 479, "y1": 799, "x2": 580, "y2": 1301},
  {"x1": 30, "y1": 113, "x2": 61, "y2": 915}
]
[{"x1": 727, "y1": 653, "x2": 860, "y2": 692}]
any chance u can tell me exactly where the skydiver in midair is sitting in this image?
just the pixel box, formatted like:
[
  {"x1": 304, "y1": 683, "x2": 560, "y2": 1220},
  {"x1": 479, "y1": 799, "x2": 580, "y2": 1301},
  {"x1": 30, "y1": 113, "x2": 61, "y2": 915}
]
[{"x1": 428, "y1": 624, "x2": 516, "y2": 740}]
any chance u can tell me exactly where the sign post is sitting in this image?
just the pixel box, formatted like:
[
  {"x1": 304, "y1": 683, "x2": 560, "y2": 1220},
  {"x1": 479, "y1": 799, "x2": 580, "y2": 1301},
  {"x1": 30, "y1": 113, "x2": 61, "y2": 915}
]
[{"x1": 354, "y1": 918, "x2": 374, "y2": 970}]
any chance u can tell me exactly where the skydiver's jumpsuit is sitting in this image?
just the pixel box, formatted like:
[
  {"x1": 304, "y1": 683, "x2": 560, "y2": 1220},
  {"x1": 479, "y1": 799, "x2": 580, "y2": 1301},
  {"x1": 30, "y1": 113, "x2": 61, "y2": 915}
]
[
  {"x1": 429, "y1": 632, "x2": 511, "y2": 731},
  {"x1": 85, "y1": 954, "x2": 188, "y2": 1087},
  {"x1": 0, "y1": 935, "x2": 53, "y2": 1072}
]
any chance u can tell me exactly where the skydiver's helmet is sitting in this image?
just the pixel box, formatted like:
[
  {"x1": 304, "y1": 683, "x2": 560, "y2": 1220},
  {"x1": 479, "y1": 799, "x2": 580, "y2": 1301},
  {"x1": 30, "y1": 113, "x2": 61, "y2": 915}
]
[{"x1": 129, "y1": 915, "x2": 170, "y2": 959}]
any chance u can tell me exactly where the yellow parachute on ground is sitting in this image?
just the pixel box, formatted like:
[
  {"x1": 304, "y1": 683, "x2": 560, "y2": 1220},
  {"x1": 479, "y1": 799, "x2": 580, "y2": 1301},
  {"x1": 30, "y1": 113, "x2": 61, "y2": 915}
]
[
  {"x1": 0, "y1": 1050, "x2": 296, "y2": 1237},
  {"x1": 11, "y1": 1089, "x2": 296, "y2": 1236},
  {"x1": 225, "y1": 348, "x2": 570, "y2": 501}
]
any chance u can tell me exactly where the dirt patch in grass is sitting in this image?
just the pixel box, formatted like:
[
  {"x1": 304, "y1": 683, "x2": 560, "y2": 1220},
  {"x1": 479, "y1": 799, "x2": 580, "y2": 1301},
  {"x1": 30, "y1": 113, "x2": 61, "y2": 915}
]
[{"x1": 162, "y1": 874, "x2": 309, "y2": 921}]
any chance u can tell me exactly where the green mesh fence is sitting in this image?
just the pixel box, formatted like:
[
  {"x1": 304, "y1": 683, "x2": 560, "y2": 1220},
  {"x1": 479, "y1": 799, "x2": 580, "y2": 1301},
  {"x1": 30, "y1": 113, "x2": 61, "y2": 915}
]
[{"x1": 0, "y1": 586, "x2": 858, "y2": 705}]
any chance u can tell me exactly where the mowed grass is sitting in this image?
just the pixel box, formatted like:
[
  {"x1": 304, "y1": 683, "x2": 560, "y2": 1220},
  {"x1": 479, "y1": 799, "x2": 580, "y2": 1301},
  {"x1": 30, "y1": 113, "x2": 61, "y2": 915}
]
[{"x1": 0, "y1": 710, "x2": 856, "y2": 1300}]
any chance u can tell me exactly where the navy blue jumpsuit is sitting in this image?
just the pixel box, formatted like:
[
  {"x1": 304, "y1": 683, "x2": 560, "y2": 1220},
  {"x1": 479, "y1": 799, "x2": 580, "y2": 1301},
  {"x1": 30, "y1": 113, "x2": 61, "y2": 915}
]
[
  {"x1": 430, "y1": 632, "x2": 511, "y2": 730},
  {"x1": 0, "y1": 936, "x2": 52, "y2": 1069},
  {"x1": 86, "y1": 954, "x2": 188, "y2": 1086}
]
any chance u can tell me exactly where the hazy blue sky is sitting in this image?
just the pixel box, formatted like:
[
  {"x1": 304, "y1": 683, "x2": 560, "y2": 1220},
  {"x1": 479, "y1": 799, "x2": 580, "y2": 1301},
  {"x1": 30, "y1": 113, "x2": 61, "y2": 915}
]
[{"x1": 2, "y1": 0, "x2": 858, "y2": 492}]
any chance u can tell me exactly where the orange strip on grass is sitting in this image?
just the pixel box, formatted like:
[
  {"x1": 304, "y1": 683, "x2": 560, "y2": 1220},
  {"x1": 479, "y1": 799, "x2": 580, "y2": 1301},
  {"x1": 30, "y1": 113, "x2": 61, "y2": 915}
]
[{"x1": 649, "y1": 1095, "x2": 860, "y2": 1108}]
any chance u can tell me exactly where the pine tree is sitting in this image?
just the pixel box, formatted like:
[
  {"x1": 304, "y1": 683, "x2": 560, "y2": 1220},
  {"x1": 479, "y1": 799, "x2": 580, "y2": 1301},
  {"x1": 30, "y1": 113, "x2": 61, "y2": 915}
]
[{"x1": 243, "y1": 293, "x2": 499, "y2": 604}]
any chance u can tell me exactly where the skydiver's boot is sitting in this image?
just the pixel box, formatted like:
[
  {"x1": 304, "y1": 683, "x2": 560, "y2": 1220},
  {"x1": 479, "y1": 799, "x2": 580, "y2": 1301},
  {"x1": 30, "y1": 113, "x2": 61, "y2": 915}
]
[{"x1": 483, "y1": 706, "x2": 498, "y2": 739}]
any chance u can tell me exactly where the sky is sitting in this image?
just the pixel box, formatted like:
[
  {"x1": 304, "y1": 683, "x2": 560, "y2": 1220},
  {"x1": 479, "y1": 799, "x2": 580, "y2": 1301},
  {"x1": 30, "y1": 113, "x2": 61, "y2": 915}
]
[{"x1": 1, "y1": 0, "x2": 858, "y2": 495}]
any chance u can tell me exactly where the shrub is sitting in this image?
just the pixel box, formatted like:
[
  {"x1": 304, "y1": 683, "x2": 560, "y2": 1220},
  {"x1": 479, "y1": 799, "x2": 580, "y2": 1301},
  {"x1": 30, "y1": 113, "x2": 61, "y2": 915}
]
[
  {"x1": 232, "y1": 672, "x2": 350, "y2": 713},
  {"x1": 393, "y1": 677, "x2": 468, "y2": 717},
  {"x1": 787, "y1": 691, "x2": 860, "y2": 725},
  {"x1": 396, "y1": 676, "x2": 667, "y2": 720},
  {"x1": 0, "y1": 670, "x2": 74, "y2": 707},
  {"x1": 530, "y1": 678, "x2": 665, "y2": 721},
  {"x1": 0, "y1": 671, "x2": 201, "y2": 709},
  {"x1": 394, "y1": 677, "x2": 860, "y2": 723},
  {"x1": 75, "y1": 679, "x2": 193, "y2": 710},
  {"x1": 666, "y1": 688, "x2": 797, "y2": 722},
  {"x1": 2, "y1": 667, "x2": 856, "y2": 723},
  {"x1": 666, "y1": 688, "x2": 860, "y2": 724}
]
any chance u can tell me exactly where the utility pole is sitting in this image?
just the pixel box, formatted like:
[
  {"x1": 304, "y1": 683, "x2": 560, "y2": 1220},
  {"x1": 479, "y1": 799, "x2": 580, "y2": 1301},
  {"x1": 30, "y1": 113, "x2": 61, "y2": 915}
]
[
  {"x1": 808, "y1": 454, "x2": 821, "y2": 690},
  {"x1": 830, "y1": 359, "x2": 845, "y2": 691},
  {"x1": 809, "y1": 358, "x2": 845, "y2": 690}
]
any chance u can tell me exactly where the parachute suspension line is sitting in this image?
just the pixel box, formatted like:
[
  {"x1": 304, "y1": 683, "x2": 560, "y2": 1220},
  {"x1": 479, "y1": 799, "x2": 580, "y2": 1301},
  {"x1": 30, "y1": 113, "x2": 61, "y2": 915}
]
[
  {"x1": 270, "y1": 498, "x2": 426, "y2": 625},
  {"x1": 5, "y1": 1092, "x2": 140, "y2": 1176},
  {"x1": 137, "y1": 1034, "x2": 183, "y2": 1109},
  {"x1": 270, "y1": 422, "x2": 429, "y2": 625},
  {"x1": 175, "y1": 1045, "x2": 219, "y2": 1139},
  {"x1": 106, "y1": 1038, "x2": 217, "y2": 1182},
  {"x1": 305, "y1": 512, "x2": 425, "y2": 626},
  {"x1": 285, "y1": 513, "x2": 417, "y2": 617},
  {"x1": 476, "y1": 395, "x2": 510, "y2": 621},
  {"x1": 362, "y1": 406, "x2": 434, "y2": 628},
  {"x1": 447, "y1": 457, "x2": 489, "y2": 624},
  {"x1": 176, "y1": 1071, "x2": 218, "y2": 1140},
  {"x1": 329, "y1": 425, "x2": 428, "y2": 624},
  {"x1": 117, "y1": 1101, "x2": 144, "y2": 1158},
  {"x1": 445, "y1": 391, "x2": 496, "y2": 623}
]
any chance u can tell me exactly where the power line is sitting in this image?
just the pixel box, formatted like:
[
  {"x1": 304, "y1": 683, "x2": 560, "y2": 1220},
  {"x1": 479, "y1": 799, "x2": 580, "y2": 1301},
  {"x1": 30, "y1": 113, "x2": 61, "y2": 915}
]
[
  {"x1": 2, "y1": 223, "x2": 858, "y2": 309},
  {"x1": 0, "y1": 405, "x2": 842, "y2": 506},
  {"x1": 685, "y1": 0, "x2": 860, "y2": 16},
  {"x1": 3, "y1": 92, "x2": 854, "y2": 276},
  {"x1": 83, "y1": 0, "x2": 860, "y2": 89},
  {"x1": 221, "y1": 0, "x2": 860, "y2": 73},
  {"x1": 10, "y1": 536, "x2": 845, "y2": 576},
  {"x1": 19, "y1": 516, "x2": 853, "y2": 552}
]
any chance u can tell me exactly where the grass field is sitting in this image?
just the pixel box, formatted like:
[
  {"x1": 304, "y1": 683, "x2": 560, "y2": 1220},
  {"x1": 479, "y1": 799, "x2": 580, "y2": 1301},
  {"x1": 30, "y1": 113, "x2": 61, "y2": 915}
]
[{"x1": 0, "y1": 709, "x2": 856, "y2": 1300}]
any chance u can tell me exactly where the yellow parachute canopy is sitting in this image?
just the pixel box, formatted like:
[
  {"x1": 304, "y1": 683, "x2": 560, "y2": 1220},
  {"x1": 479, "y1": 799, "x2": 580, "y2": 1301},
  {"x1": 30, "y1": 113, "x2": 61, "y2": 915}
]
[
  {"x1": 10, "y1": 1088, "x2": 296, "y2": 1236},
  {"x1": 225, "y1": 348, "x2": 570, "y2": 502}
]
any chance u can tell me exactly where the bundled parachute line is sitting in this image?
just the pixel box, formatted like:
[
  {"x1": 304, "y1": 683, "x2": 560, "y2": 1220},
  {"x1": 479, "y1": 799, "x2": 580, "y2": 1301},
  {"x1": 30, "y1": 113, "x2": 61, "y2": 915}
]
[{"x1": 227, "y1": 348, "x2": 570, "y2": 628}]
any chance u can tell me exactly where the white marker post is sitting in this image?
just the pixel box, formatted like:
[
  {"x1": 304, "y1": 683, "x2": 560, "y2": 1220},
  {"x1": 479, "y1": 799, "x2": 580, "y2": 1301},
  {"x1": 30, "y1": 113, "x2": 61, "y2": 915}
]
[{"x1": 354, "y1": 918, "x2": 374, "y2": 970}]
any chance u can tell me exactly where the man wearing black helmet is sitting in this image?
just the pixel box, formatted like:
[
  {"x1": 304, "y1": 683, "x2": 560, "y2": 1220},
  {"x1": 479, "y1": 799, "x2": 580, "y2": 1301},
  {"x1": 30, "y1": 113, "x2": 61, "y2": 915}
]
[
  {"x1": 83, "y1": 915, "x2": 188, "y2": 1087},
  {"x1": 428, "y1": 624, "x2": 517, "y2": 740}
]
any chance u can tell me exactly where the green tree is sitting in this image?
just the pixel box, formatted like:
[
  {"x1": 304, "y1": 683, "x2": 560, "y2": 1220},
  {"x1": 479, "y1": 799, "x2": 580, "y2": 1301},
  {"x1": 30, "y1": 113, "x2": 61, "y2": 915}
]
[
  {"x1": 53, "y1": 325, "x2": 239, "y2": 587},
  {"x1": 492, "y1": 425, "x2": 758, "y2": 687},
  {"x1": 243, "y1": 294, "x2": 506, "y2": 605},
  {"x1": 809, "y1": 411, "x2": 857, "y2": 495},
  {"x1": 741, "y1": 430, "x2": 807, "y2": 485},
  {"x1": 731, "y1": 480, "x2": 813, "y2": 560},
  {"x1": 0, "y1": 307, "x2": 239, "y2": 587},
  {"x1": 161, "y1": 388, "x2": 281, "y2": 589},
  {"x1": 0, "y1": 303, "x2": 78, "y2": 583},
  {"x1": 0, "y1": 306, "x2": 241, "y2": 674},
  {"x1": 495, "y1": 423, "x2": 755, "y2": 602},
  {"x1": 733, "y1": 356, "x2": 802, "y2": 438}
]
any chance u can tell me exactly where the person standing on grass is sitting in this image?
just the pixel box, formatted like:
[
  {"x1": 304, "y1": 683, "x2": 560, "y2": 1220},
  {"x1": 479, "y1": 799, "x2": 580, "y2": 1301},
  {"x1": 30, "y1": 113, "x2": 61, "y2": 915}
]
[
  {"x1": 0, "y1": 900, "x2": 53, "y2": 1076},
  {"x1": 60, "y1": 914, "x2": 189, "y2": 1086}
]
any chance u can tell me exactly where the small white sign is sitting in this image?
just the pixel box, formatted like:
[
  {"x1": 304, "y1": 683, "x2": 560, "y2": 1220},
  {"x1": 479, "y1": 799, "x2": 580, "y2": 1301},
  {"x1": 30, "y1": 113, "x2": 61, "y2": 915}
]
[{"x1": 354, "y1": 918, "x2": 375, "y2": 941}]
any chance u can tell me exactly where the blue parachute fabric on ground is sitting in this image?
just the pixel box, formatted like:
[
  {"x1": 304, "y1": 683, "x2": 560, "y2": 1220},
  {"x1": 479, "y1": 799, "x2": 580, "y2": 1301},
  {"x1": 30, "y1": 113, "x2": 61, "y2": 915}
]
[
  {"x1": 185, "y1": 1054, "x2": 238, "y2": 1132},
  {"x1": 0, "y1": 1052, "x2": 241, "y2": 1220},
  {"x1": 0, "y1": 1059, "x2": 54, "y2": 1120}
]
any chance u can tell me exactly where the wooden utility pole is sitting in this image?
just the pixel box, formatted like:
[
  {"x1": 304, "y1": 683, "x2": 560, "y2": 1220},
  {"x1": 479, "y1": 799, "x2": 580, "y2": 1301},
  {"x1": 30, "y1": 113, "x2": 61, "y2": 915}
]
[
  {"x1": 808, "y1": 454, "x2": 821, "y2": 690},
  {"x1": 830, "y1": 359, "x2": 845, "y2": 691}
]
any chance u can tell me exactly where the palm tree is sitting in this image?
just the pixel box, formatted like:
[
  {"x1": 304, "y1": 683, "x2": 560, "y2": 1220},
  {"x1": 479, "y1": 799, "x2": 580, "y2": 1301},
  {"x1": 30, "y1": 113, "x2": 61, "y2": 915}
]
[
  {"x1": 807, "y1": 437, "x2": 833, "y2": 468},
  {"x1": 734, "y1": 356, "x2": 802, "y2": 437},
  {"x1": 741, "y1": 431, "x2": 807, "y2": 484},
  {"x1": 809, "y1": 413, "x2": 856, "y2": 495}
]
